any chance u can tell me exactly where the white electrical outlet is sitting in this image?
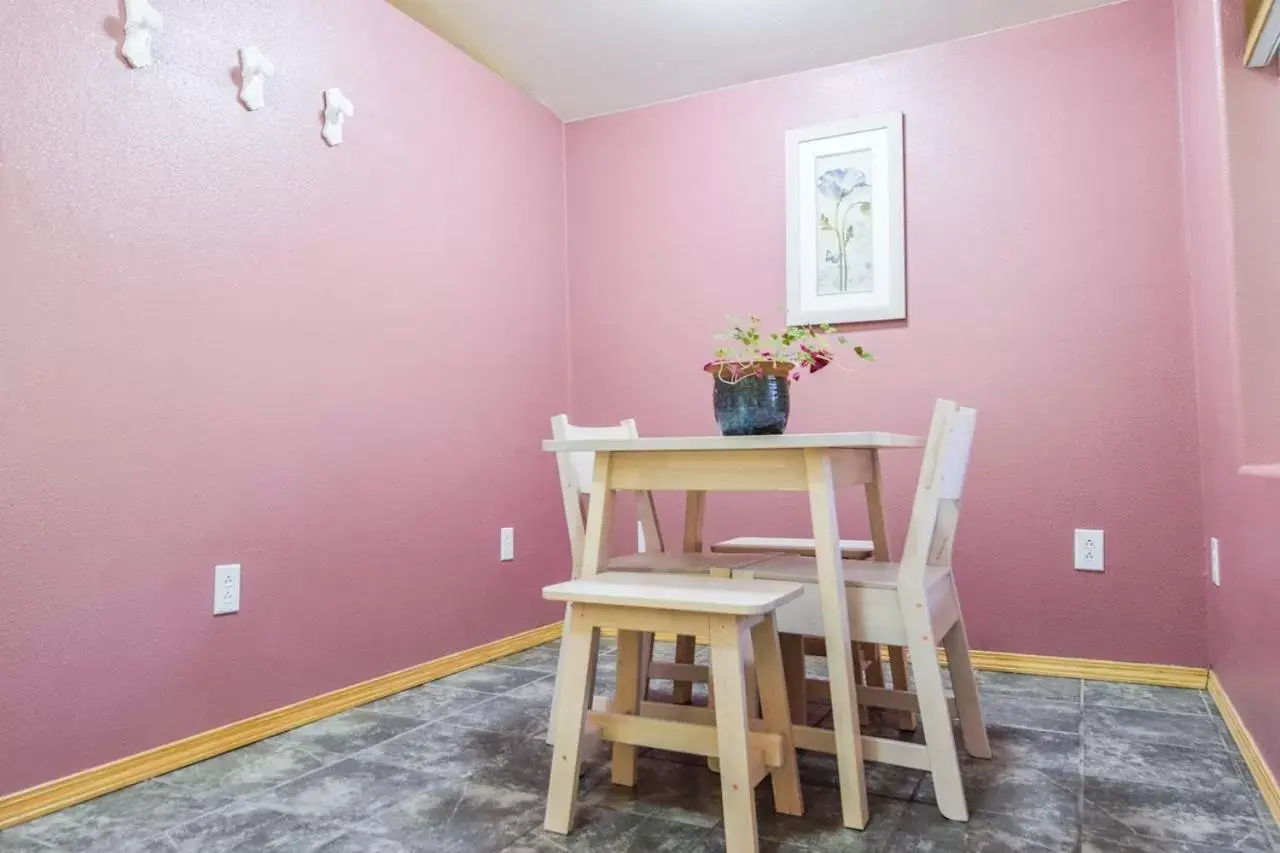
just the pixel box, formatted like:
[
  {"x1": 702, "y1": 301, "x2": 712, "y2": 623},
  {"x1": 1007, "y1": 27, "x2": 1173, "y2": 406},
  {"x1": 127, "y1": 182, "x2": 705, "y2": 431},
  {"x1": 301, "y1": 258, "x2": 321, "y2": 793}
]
[
  {"x1": 500, "y1": 527, "x2": 515, "y2": 562},
  {"x1": 1210, "y1": 537, "x2": 1221, "y2": 587},
  {"x1": 637, "y1": 520, "x2": 647, "y2": 552},
  {"x1": 1074, "y1": 529, "x2": 1104, "y2": 572},
  {"x1": 214, "y1": 563, "x2": 241, "y2": 615}
]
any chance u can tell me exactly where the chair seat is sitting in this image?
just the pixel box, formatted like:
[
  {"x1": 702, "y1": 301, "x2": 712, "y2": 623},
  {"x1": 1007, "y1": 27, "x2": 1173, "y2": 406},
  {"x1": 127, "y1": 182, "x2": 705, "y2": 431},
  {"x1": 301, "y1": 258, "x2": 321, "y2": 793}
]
[
  {"x1": 745, "y1": 554, "x2": 952, "y2": 592},
  {"x1": 710, "y1": 536, "x2": 875, "y2": 560},
  {"x1": 606, "y1": 552, "x2": 773, "y2": 573},
  {"x1": 543, "y1": 572, "x2": 805, "y2": 615}
]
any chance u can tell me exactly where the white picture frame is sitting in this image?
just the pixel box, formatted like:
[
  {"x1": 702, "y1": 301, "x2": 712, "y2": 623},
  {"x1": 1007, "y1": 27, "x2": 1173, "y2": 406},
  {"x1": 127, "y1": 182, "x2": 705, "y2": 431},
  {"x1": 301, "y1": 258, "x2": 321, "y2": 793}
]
[{"x1": 785, "y1": 112, "x2": 905, "y2": 326}]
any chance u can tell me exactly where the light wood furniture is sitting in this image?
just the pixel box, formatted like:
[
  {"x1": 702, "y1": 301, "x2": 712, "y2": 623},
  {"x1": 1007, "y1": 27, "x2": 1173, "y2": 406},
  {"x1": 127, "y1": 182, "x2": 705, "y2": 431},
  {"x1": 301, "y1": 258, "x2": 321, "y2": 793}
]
[
  {"x1": 711, "y1": 536, "x2": 874, "y2": 559},
  {"x1": 542, "y1": 572, "x2": 806, "y2": 853},
  {"x1": 736, "y1": 400, "x2": 991, "y2": 821},
  {"x1": 710, "y1": 535, "x2": 914, "y2": 729},
  {"x1": 542, "y1": 428, "x2": 924, "y2": 830},
  {"x1": 548, "y1": 416, "x2": 760, "y2": 736}
]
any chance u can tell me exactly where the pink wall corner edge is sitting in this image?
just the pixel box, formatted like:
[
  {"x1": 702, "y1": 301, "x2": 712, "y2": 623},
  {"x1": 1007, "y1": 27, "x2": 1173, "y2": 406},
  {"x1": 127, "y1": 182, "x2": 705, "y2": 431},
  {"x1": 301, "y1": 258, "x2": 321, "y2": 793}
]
[{"x1": 1175, "y1": 0, "x2": 1280, "y2": 776}]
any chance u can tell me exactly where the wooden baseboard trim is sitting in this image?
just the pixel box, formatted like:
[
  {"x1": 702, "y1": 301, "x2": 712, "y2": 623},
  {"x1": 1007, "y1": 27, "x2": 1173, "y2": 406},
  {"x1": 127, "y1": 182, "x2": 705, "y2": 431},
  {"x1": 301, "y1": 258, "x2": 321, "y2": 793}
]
[
  {"x1": 1207, "y1": 671, "x2": 1280, "y2": 825},
  {"x1": 0, "y1": 622, "x2": 561, "y2": 831},
  {"x1": 610, "y1": 630, "x2": 1208, "y2": 689},
  {"x1": 952, "y1": 650, "x2": 1208, "y2": 689}
]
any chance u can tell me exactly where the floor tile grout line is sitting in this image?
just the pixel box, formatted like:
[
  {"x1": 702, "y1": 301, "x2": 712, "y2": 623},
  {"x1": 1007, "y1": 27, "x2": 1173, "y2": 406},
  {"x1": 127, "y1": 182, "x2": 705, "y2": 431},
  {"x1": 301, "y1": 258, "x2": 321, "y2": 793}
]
[{"x1": 1077, "y1": 677, "x2": 1087, "y2": 847}]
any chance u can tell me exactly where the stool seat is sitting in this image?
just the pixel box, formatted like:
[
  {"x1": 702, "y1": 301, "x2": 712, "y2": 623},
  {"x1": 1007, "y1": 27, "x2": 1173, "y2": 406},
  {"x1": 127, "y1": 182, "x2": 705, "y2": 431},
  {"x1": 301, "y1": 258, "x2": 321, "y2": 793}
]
[
  {"x1": 605, "y1": 552, "x2": 773, "y2": 574},
  {"x1": 710, "y1": 536, "x2": 874, "y2": 560},
  {"x1": 544, "y1": 572, "x2": 804, "y2": 615}
]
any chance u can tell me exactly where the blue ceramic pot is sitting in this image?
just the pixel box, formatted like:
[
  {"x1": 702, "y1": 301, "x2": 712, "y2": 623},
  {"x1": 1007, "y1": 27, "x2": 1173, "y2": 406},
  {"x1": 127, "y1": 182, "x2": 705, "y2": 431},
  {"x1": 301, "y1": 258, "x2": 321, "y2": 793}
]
[{"x1": 706, "y1": 362, "x2": 792, "y2": 436}]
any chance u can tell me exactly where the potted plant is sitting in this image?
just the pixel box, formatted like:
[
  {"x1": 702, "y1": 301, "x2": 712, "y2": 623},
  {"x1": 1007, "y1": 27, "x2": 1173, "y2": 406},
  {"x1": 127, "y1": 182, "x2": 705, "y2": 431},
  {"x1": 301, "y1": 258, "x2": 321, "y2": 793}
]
[{"x1": 704, "y1": 315, "x2": 874, "y2": 436}]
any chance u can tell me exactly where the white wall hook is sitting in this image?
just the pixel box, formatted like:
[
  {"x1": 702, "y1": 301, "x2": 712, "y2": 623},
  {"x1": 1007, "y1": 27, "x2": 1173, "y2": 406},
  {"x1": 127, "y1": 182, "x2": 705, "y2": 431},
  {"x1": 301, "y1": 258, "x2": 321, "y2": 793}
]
[
  {"x1": 238, "y1": 46, "x2": 274, "y2": 111},
  {"x1": 122, "y1": 0, "x2": 163, "y2": 68},
  {"x1": 322, "y1": 87, "x2": 354, "y2": 147}
]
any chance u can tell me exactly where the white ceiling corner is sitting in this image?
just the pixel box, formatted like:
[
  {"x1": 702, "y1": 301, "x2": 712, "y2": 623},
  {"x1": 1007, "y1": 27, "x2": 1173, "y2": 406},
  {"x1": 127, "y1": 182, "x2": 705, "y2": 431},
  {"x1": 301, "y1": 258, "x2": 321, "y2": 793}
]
[{"x1": 390, "y1": 0, "x2": 1123, "y2": 121}]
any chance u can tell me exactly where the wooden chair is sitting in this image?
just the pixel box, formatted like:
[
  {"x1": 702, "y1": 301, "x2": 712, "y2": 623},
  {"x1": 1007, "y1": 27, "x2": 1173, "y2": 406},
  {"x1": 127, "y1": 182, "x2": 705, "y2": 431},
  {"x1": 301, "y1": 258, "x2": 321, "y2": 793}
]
[
  {"x1": 543, "y1": 572, "x2": 808, "y2": 853},
  {"x1": 548, "y1": 415, "x2": 761, "y2": 737},
  {"x1": 737, "y1": 399, "x2": 991, "y2": 821},
  {"x1": 710, "y1": 509, "x2": 910, "y2": 730}
]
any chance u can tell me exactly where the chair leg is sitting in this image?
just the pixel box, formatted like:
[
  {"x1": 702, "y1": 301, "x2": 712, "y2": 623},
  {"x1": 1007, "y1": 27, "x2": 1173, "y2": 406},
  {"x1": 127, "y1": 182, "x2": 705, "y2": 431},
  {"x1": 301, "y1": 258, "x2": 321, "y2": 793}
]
[
  {"x1": 941, "y1": 611, "x2": 991, "y2": 759},
  {"x1": 903, "y1": 628, "x2": 969, "y2": 822},
  {"x1": 852, "y1": 643, "x2": 871, "y2": 728},
  {"x1": 887, "y1": 646, "x2": 917, "y2": 731},
  {"x1": 862, "y1": 644, "x2": 885, "y2": 687},
  {"x1": 611, "y1": 630, "x2": 645, "y2": 786},
  {"x1": 751, "y1": 615, "x2": 803, "y2": 817},
  {"x1": 672, "y1": 634, "x2": 697, "y2": 704},
  {"x1": 639, "y1": 631, "x2": 655, "y2": 701},
  {"x1": 708, "y1": 616, "x2": 760, "y2": 853},
  {"x1": 544, "y1": 608, "x2": 600, "y2": 834},
  {"x1": 779, "y1": 633, "x2": 806, "y2": 724},
  {"x1": 547, "y1": 603, "x2": 600, "y2": 746}
]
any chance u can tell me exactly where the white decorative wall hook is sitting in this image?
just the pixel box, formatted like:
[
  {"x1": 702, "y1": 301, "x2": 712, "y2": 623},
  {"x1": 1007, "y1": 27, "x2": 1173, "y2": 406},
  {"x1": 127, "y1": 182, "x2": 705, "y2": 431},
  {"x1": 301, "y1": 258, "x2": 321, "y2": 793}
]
[
  {"x1": 121, "y1": 0, "x2": 163, "y2": 68},
  {"x1": 322, "y1": 88, "x2": 355, "y2": 147},
  {"x1": 238, "y1": 46, "x2": 274, "y2": 111}
]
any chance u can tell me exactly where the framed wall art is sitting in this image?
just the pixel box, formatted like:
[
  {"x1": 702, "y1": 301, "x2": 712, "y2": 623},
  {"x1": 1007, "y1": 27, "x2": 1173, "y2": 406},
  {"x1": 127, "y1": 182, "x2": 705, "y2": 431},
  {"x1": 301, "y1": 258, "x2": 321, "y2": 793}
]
[{"x1": 785, "y1": 112, "x2": 905, "y2": 326}]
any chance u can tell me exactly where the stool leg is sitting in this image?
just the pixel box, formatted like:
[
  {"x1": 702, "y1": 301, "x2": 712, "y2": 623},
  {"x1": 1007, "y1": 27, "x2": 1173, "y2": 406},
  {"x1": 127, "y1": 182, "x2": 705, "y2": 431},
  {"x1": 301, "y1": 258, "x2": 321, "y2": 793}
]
[
  {"x1": 852, "y1": 644, "x2": 870, "y2": 728},
  {"x1": 779, "y1": 633, "x2": 806, "y2": 724},
  {"x1": 544, "y1": 608, "x2": 599, "y2": 834},
  {"x1": 612, "y1": 630, "x2": 644, "y2": 787},
  {"x1": 751, "y1": 615, "x2": 803, "y2": 817},
  {"x1": 708, "y1": 616, "x2": 760, "y2": 853},
  {"x1": 672, "y1": 634, "x2": 697, "y2": 704}
]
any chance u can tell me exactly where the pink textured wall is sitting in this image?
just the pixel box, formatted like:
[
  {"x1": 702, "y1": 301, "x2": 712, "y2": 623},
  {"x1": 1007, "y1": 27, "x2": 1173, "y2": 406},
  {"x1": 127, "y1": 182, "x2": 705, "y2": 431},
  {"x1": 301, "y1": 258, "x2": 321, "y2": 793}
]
[
  {"x1": 1222, "y1": 3, "x2": 1280, "y2": 465},
  {"x1": 566, "y1": 0, "x2": 1208, "y2": 666},
  {"x1": 0, "y1": 0, "x2": 569, "y2": 796},
  {"x1": 1175, "y1": 0, "x2": 1280, "y2": 772}
]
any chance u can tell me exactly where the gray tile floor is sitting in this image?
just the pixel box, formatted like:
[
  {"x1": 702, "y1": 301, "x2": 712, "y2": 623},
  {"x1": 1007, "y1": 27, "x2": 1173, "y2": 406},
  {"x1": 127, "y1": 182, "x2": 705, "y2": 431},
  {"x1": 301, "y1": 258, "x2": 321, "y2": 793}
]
[{"x1": 3, "y1": 640, "x2": 1277, "y2": 852}]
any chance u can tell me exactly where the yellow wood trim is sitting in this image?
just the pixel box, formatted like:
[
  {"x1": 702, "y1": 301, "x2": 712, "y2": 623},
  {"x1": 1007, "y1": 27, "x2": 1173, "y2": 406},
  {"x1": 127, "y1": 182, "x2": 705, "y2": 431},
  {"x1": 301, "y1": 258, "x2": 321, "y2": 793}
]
[
  {"x1": 1246, "y1": 0, "x2": 1277, "y2": 66},
  {"x1": 610, "y1": 629, "x2": 1208, "y2": 689},
  {"x1": 949, "y1": 650, "x2": 1208, "y2": 690},
  {"x1": 1208, "y1": 671, "x2": 1280, "y2": 825},
  {"x1": 0, "y1": 622, "x2": 561, "y2": 831}
]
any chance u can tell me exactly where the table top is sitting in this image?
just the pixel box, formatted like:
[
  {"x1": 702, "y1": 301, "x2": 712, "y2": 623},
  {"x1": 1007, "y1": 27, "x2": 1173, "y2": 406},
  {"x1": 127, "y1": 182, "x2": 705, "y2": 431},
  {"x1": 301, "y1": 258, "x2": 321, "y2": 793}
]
[{"x1": 542, "y1": 432, "x2": 924, "y2": 453}]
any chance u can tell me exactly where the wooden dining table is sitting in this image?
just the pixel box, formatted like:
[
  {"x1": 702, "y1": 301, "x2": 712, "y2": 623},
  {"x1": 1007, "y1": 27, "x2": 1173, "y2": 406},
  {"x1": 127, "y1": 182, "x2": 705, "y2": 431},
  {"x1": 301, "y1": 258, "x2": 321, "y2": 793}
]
[{"x1": 540, "y1": 430, "x2": 925, "y2": 830}]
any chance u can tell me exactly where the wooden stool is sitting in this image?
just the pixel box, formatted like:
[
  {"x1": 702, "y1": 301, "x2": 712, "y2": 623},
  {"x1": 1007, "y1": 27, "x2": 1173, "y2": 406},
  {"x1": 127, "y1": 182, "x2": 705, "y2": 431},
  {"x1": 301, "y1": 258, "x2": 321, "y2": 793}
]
[{"x1": 542, "y1": 572, "x2": 812, "y2": 853}]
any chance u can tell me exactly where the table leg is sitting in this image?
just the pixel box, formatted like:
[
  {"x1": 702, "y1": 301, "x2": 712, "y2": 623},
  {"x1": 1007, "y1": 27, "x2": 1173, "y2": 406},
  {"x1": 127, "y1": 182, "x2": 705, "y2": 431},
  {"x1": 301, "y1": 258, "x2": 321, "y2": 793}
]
[
  {"x1": 752, "y1": 614, "x2": 804, "y2": 817},
  {"x1": 779, "y1": 633, "x2": 806, "y2": 724},
  {"x1": 865, "y1": 450, "x2": 916, "y2": 731},
  {"x1": 804, "y1": 449, "x2": 868, "y2": 830},
  {"x1": 580, "y1": 452, "x2": 616, "y2": 577},
  {"x1": 672, "y1": 490, "x2": 707, "y2": 705}
]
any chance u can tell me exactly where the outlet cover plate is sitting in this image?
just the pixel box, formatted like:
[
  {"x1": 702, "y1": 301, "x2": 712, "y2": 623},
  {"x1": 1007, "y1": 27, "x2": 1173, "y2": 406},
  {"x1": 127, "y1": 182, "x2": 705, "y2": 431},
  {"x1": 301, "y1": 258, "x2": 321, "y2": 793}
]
[
  {"x1": 1210, "y1": 537, "x2": 1221, "y2": 586},
  {"x1": 214, "y1": 563, "x2": 241, "y2": 615},
  {"x1": 500, "y1": 527, "x2": 515, "y2": 562},
  {"x1": 1074, "y1": 529, "x2": 1104, "y2": 572}
]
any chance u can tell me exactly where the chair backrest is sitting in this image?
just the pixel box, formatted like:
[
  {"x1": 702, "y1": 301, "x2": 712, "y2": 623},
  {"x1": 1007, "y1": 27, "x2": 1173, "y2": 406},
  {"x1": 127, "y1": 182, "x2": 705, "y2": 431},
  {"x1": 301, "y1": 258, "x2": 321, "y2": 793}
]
[
  {"x1": 550, "y1": 414, "x2": 664, "y2": 573},
  {"x1": 551, "y1": 415, "x2": 639, "y2": 496},
  {"x1": 898, "y1": 400, "x2": 978, "y2": 586}
]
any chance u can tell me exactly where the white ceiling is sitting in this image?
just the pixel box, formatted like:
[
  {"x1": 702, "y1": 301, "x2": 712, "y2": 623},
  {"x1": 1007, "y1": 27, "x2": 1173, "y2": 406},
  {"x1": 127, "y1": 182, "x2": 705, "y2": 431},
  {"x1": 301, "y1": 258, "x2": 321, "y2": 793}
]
[{"x1": 389, "y1": 0, "x2": 1122, "y2": 121}]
